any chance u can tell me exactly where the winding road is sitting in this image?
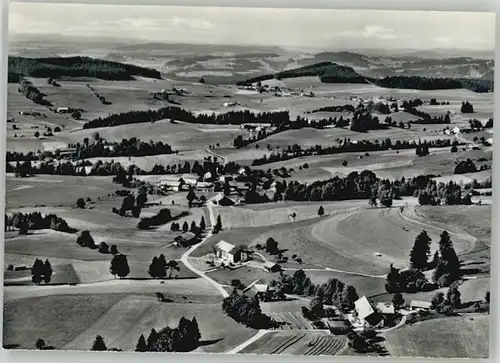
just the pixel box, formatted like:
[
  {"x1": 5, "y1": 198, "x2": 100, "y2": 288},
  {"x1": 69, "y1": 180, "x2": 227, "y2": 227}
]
[{"x1": 180, "y1": 194, "x2": 229, "y2": 298}]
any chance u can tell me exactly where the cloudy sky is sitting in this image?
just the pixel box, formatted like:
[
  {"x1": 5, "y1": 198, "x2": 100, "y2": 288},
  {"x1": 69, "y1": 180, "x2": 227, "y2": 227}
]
[{"x1": 9, "y1": 2, "x2": 495, "y2": 50}]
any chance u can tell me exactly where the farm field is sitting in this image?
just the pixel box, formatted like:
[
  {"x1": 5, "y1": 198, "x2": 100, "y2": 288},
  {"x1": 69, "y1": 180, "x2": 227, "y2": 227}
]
[
  {"x1": 3, "y1": 294, "x2": 253, "y2": 352},
  {"x1": 239, "y1": 331, "x2": 347, "y2": 355},
  {"x1": 383, "y1": 314, "x2": 489, "y2": 358}
]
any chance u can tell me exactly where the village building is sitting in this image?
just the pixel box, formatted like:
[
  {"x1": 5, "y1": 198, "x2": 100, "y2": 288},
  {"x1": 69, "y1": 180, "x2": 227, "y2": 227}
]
[
  {"x1": 158, "y1": 179, "x2": 182, "y2": 192},
  {"x1": 410, "y1": 300, "x2": 432, "y2": 311},
  {"x1": 196, "y1": 181, "x2": 213, "y2": 192},
  {"x1": 212, "y1": 193, "x2": 235, "y2": 206},
  {"x1": 214, "y1": 240, "x2": 249, "y2": 264},
  {"x1": 174, "y1": 231, "x2": 197, "y2": 247},
  {"x1": 190, "y1": 198, "x2": 205, "y2": 207},
  {"x1": 376, "y1": 302, "x2": 396, "y2": 315}
]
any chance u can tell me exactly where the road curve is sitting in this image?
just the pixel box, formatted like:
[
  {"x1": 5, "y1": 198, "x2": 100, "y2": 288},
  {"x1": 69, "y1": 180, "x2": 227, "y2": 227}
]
[{"x1": 180, "y1": 195, "x2": 229, "y2": 298}]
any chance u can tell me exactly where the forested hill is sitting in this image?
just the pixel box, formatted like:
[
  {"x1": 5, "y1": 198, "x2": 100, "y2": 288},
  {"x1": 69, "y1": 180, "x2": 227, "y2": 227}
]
[
  {"x1": 236, "y1": 61, "x2": 492, "y2": 93},
  {"x1": 370, "y1": 76, "x2": 493, "y2": 93},
  {"x1": 236, "y1": 61, "x2": 368, "y2": 85},
  {"x1": 8, "y1": 56, "x2": 162, "y2": 81}
]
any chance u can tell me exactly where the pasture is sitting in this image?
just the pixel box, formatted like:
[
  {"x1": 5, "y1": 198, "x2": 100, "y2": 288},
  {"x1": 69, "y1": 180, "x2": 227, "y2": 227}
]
[
  {"x1": 213, "y1": 199, "x2": 366, "y2": 229},
  {"x1": 3, "y1": 294, "x2": 252, "y2": 352},
  {"x1": 383, "y1": 314, "x2": 489, "y2": 358}
]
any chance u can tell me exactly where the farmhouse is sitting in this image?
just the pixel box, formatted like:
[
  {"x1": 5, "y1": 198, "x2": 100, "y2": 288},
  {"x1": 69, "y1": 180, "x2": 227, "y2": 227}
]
[
  {"x1": 212, "y1": 193, "x2": 235, "y2": 206},
  {"x1": 190, "y1": 198, "x2": 205, "y2": 207},
  {"x1": 410, "y1": 300, "x2": 432, "y2": 311},
  {"x1": 214, "y1": 241, "x2": 248, "y2": 264},
  {"x1": 376, "y1": 302, "x2": 395, "y2": 315},
  {"x1": 353, "y1": 296, "x2": 381, "y2": 326},
  {"x1": 263, "y1": 261, "x2": 281, "y2": 273},
  {"x1": 174, "y1": 231, "x2": 197, "y2": 247}
]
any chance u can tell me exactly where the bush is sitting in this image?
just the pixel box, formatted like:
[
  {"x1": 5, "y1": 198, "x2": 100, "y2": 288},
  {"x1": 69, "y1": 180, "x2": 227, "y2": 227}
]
[{"x1": 450, "y1": 146, "x2": 458, "y2": 153}]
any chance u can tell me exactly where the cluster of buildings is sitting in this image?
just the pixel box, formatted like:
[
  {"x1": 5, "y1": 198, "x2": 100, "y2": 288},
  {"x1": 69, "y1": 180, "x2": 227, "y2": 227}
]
[{"x1": 349, "y1": 296, "x2": 432, "y2": 330}]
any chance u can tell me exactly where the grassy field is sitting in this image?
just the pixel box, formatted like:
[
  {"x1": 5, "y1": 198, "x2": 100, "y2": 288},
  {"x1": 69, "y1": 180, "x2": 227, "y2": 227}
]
[
  {"x1": 3, "y1": 294, "x2": 253, "y2": 352},
  {"x1": 383, "y1": 314, "x2": 489, "y2": 358},
  {"x1": 5, "y1": 175, "x2": 121, "y2": 209},
  {"x1": 253, "y1": 145, "x2": 491, "y2": 183},
  {"x1": 213, "y1": 200, "x2": 366, "y2": 228},
  {"x1": 414, "y1": 205, "x2": 491, "y2": 245}
]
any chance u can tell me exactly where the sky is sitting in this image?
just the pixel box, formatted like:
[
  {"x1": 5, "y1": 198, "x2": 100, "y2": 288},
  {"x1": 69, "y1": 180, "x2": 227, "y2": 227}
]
[{"x1": 8, "y1": 3, "x2": 496, "y2": 50}]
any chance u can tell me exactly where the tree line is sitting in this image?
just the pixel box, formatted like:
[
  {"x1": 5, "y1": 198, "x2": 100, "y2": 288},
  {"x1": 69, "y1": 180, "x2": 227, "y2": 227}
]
[
  {"x1": 18, "y1": 79, "x2": 53, "y2": 106},
  {"x1": 68, "y1": 136, "x2": 176, "y2": 159},
  {"x1": 5, "y1": 212, "x2": 75, "y2": 234},
  {"x1": 270, "y1": 171, "x2": 471, "y2": 207},
  {"x1": 251, "y1": 137, "x2": 455, "y2": 166},
  {"x1": 8, "y1": 56, "x2": 161, "y2": 81},
  {"x1": 82, "y1": 107, "x2": 290, "y2": 129}
]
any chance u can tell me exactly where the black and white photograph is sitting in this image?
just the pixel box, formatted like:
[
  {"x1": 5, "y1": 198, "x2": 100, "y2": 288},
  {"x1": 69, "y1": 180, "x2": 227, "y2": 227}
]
[{"x1": 2, "y1": 1, "x2": 494, "y2": 358}]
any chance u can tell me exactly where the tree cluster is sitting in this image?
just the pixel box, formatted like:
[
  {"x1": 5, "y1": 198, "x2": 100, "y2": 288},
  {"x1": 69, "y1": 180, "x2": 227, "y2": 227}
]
[
  {"x1": 432, "y1": 231, "x2": 460, "y2": 287},
  {"x1": 6, "y1": 212, "x2": 73, "y2": 233},
  {"x1": 18, "y1": 79, "x2": 53, "y2": 106},
  {"x1": 76, "y1": 230, "x2": 97, "y2": 249},
  {"x1": 270, "y1": 270, "x2": 359, "y2": 311},
  {"x1": 110, "y1": 254, "x2": 130, "y2": 279},
  {"x1": 431, "y1": 283, "x2": 462, "y2": 314},
  {"x1": 385, "y1": 264, "x2": 433, "y2": 293},
  {"x1": 454, "y1": 158, "x2": 477, "y2": 174},
  {"x1": 461, "y1": 101, "x2": 474, "y2": 113},
  {"x1": 31, "y1": 259, "x2": 52, "y2": 285},
  {"x1": 222, "y1": 290, "x2": 274, "y2": 328},
  {"x1": 137, "y1": 208, "x2": 177, "y2": 230},
  {"x1": 138, "y1": 317, "x2": 201, "y2": 352},
  {"x1": 148, "y1": 254, "x2": 180, "y2": 279}
]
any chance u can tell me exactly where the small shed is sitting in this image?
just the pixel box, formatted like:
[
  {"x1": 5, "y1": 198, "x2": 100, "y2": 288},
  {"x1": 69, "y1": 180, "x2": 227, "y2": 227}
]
[{"x1": 410, "y1": 300, "x2": 432, "y2": 311}]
